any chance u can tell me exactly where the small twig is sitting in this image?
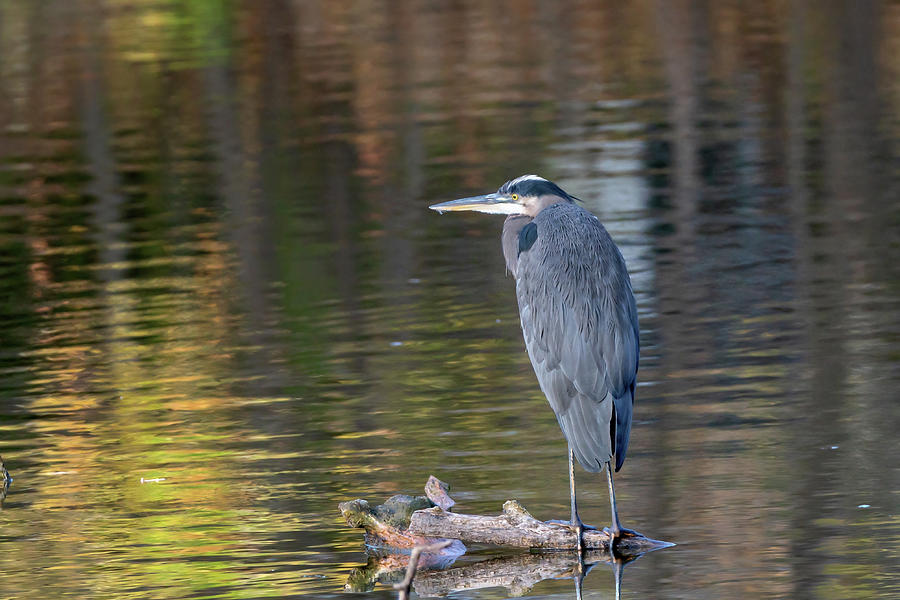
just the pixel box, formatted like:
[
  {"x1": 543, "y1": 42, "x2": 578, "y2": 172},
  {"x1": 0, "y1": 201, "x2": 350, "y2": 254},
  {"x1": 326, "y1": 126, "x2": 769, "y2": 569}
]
[{"x1": 393, "y1": 540, "x2": 453, "y2": 600}]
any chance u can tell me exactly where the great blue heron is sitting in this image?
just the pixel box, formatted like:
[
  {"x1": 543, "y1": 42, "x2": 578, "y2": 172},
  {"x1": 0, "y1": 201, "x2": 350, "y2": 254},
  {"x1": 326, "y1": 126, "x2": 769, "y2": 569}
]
[{"x1": 430, "y1": 175, "x2": 639, "y2": 553}]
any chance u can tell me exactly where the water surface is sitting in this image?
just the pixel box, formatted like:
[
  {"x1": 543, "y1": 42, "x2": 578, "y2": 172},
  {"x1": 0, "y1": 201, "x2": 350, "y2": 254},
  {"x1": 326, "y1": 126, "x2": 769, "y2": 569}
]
[{"x1": 0, "y1": 1, "x2": 898, "y2": 599}]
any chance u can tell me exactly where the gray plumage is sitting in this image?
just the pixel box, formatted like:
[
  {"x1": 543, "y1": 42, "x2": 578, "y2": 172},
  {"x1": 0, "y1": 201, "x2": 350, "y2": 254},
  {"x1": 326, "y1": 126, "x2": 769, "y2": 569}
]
[
  {"x1": 429, "y1": 174, "x2": 640, "y2": 546},
  {"x1": 502, "y1": 200, "x2": 638, "y2": 473}
]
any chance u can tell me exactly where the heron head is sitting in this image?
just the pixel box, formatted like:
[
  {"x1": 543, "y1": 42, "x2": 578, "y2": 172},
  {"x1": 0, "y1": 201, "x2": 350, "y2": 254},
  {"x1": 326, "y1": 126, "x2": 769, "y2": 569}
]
[{"x1": 429, "y1": 174, "x2": 577, "y2": 217}]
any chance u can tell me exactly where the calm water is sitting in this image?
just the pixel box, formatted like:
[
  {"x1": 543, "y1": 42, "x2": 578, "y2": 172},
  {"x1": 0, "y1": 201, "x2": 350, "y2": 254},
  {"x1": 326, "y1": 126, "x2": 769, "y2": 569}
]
[{"x1": 0, "y1": 1, "x2": 898, "y2": 599}]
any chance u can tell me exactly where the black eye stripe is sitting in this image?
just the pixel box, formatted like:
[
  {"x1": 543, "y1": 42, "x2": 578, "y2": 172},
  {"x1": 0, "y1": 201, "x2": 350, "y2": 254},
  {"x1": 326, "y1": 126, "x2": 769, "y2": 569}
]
[{"x1": 499, "y1": 176, "x2": 573, "y2": 201}]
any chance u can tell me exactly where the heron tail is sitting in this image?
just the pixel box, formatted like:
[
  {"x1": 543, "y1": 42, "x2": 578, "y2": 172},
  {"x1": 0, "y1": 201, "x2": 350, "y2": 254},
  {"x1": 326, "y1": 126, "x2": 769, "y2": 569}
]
[
  {"x1": 613, "y1": 384, "x2": 634, "y2": 472},
  {"x1": 556, "y1": 392, "x2": 614, "y2": 474}
]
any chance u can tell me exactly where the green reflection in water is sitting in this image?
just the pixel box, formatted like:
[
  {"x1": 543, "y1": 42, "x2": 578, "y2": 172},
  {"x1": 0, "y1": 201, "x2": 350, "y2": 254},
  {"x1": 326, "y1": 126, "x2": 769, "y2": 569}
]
[{"x1": 0, "y1": 0, "x2": 898, "y2": 599}]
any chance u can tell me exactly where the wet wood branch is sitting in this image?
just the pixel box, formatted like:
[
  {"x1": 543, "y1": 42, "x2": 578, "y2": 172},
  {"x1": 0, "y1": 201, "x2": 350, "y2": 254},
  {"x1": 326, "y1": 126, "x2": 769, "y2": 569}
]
[
  {"x1": 339, "y1": 476, "x2": 671, "y2": 556},
  {"x1": 409, "y1": 500, "x2": 614, "y2": 550},
  {"x1": 408, "y1": 500, "x2": 668, "y2": 554}
]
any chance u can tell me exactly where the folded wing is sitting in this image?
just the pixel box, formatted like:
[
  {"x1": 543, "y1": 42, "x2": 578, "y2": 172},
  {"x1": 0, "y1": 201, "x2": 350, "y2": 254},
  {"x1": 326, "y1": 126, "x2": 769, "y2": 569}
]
[{"x1": 515, "y1": 203, "x2": 639, "y2": 472}]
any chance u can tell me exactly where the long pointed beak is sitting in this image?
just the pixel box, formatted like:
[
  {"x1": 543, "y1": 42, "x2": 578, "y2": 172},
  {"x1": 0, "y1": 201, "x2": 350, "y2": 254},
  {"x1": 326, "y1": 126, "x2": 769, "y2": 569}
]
[{"x1": 429, "y1": 193, "x2": 525, "y2": 215}]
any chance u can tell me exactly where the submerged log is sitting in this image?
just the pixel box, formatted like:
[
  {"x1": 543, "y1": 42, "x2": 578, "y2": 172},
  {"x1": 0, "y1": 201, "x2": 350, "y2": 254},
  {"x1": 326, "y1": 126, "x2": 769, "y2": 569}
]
[{"x1": 339, "y1": 477, "x2": 672, "y2": 556}]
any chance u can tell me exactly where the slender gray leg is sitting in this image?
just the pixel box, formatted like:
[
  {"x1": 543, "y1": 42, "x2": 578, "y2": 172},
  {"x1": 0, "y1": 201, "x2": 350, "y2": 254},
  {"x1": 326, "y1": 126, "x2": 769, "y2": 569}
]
[
  {"x1": 573, "y1": 562, "x2": 584, "y2": 600},
  {"x1": 606, "y1": 461, "x2": 622, "y2": 550},
  {"x1": 612, "y1": 555, "x2": 624, "y2": 600},
  {"x1": 568, "y1": 447, "x2": 584, "y2": 553}
]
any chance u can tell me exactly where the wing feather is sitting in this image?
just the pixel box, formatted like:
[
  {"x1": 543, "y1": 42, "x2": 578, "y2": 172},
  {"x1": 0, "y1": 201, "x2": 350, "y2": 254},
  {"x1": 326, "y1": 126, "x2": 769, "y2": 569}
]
[{"x1": 515, "y1": 203, "x2": 639, "y2": 472}]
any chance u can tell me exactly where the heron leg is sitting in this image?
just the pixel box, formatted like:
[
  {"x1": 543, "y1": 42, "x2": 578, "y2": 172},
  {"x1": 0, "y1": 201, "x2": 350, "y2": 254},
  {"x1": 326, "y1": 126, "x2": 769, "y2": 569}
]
[
  {"x1": 603, "y1": 464, "x2": 639, "y2": 556},
  {"x1": 568, "y1": 447, "x2": 584, "y2": 553},
  {"x1": 604, "y1": 460, "x2": 627, "y2": 557},
  {"x1": 573, "y1": 552, "x2": 585, "y2": 600},
  {"x1": 612, "y1": 554, "x2": 624, "y2": 600},
  {"x1": 605, "y1": 461, "x2": 622, "y2": 537}
]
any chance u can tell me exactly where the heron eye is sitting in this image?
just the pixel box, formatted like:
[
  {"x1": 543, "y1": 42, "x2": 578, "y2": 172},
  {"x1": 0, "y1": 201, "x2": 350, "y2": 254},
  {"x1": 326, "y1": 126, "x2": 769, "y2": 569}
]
[{"x1": 511, "y1": 194, "x2": 519, "y2": 201}]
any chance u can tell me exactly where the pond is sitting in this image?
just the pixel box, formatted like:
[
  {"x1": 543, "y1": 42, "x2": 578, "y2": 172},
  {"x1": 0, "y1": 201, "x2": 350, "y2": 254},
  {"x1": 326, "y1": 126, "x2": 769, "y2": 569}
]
[{"x1": 0, "y1": 1, "x2": 898, "y2": 599}]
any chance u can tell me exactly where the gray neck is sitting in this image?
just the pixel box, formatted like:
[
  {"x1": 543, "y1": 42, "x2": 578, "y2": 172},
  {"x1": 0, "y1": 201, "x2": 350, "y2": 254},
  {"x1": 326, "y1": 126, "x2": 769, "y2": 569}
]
[
  {"x1": 502, "y1": 215, "x2": 532, "y2": 276},
  {"x1": 501, "y1": 195, "x2": 570, "y2": 276}
]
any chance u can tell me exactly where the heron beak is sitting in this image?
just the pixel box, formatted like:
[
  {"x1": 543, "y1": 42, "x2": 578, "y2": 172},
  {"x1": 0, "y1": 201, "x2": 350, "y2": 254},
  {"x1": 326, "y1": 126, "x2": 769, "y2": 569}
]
[{"x1": 429, "y1": 193, "x2": 526, "y2": 215}]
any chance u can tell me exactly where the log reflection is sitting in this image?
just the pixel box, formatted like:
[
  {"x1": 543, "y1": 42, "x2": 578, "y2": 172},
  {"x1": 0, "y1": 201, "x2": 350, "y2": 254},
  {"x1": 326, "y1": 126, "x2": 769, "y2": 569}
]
[{"x1": 347, "y1": 547, "x2": 641, "y2": 598}]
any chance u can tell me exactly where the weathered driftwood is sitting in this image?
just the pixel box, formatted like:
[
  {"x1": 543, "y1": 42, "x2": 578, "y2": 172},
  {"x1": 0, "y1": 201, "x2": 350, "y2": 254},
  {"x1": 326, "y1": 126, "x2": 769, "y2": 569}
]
[
  {"x1": 423, "y1": 475, "x2": 455, "y2": 510},
  {"x1": 339, "y1": 496, "x2": 466, "y2": 554},
  {"x1": 409, "y1": 500, "x2": 665, "y2": 554},
  {"x1": 339, "y1": 476, "x2": 672, "y2": 556}
]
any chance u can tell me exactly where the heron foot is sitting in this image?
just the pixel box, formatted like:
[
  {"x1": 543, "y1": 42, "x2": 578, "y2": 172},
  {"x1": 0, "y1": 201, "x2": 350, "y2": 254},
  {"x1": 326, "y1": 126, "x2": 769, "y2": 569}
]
[
  {"x1": 564, "y1": 517, "x2": 587, "y2": 553},
  {"x1": 603, "y1": 526, "x2": 640, "y2": 556},
  {"x1": 604, "y1": 526, "x2": 639, "y2": 539},
  {"x1": 571, "y1": 519, "x2": 603, "y2": 552},
  {"x1": 549, "y1": 519, "x2": 600, "y2": 552}
]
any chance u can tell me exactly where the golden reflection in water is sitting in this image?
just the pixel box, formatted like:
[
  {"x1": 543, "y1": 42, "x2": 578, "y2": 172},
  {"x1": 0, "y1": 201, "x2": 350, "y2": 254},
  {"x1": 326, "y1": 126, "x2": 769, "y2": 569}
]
[{"x1": 0, "y1": 1, "x2": 897, "y2": 599}]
